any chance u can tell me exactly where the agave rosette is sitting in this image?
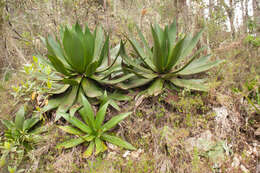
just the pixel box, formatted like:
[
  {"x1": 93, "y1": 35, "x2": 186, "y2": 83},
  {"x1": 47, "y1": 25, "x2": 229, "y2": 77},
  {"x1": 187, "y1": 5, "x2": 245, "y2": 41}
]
[
  {"x1": 56, "y1": 92, "x2": 135, "y2": 158},
  {"x1": 41, "y1": 23, "x2": 132, "y2": 119},
  {"x1": 118, "y1": 21, "x2": 224, "y2": 95}
]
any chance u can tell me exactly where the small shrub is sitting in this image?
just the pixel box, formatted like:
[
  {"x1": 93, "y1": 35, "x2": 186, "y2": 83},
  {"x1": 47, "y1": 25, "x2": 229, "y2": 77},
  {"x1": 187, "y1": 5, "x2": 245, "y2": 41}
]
[{"x1": 0, "y1": 106, "x2": 45, "y2": 171}]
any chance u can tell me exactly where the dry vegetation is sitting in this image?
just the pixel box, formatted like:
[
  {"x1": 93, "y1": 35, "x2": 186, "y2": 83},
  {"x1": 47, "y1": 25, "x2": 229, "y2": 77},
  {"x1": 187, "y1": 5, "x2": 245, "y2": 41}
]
[{"x1": 0, "y1": 0, "x2": 259, "y2": 173}]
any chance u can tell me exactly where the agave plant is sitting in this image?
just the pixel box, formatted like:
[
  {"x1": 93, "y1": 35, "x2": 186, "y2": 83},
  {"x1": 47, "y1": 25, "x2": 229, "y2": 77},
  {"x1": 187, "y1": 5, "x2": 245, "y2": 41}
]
[
  {"x1": 0, "y1": 106, "x2": 44, "y2": 150},
  {"x1": 41, "y1": 22, "x2": 133, "y2": 119},
  {"x1": 56, "y1": 92, "x2": 135, "y2": 158},
  {"x1": 118, "y1": 21, "x2": 224, "y2": 96}
]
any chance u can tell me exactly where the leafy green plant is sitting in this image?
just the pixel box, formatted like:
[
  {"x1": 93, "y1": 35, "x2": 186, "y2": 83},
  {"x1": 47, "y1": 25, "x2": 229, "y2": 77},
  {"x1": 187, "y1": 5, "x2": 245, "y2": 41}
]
[
  {"x1": 1, "y1": 106, "x2": 43, "y2": 150},
  {"x1": 0, "y1": 141, "x2": 25, "y2": 173},
  {"x1": 118, "y1": 21, "x2": 224, "y2": 96},
  {"x1": 0, "y1": 106, "x2": 45, "y2": 172},
  {"x1": 41, "y1": 22, "x2": 133, "y2": 119},
  {"x1": 244, "y1": 35, "x2": 260, "y2": 47},
  {"x1": 11, "y1": 56, "x2": 54, "y2": 105},
  {"x1": 56, "y1": 92, "x2": 136, "y2": 158},
  {"x1": 233, "y1": 76, "x2": 260, "y2": 114}
]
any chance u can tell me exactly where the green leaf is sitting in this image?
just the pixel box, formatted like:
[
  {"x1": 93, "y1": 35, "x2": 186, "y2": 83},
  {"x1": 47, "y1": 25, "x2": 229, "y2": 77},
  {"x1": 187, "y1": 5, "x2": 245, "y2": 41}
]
[
  {"x1": 58, "y1": 125, "x2": 84, "y2": 136},
  {"x1": 99, "y1": 91, "x2": 121, "y2": 110},
  {"x1": 166, "y1": 36, "x2": 188, "y2": 71},
  {"x1": 83, "y1": 25, "x2": 95, "y2": 69},
  {"x1": 168, "y1": 21, "x2": 177, "y2": 51},
  {"x1": 85, "y1": 61, "x2": 99, "y2": 77},
  {"x1": 46, "y1": 55, "x2": 69, "y2": 76},
  {"x1": 122, "y1": 65, "x2": 157, "y2": 79},
  {"x1": 40, "y1": 36, "x2": 47, "y2": 46},
  {"x1": 63, "y1": 27, "x2": 85, "y2": 73},
  {"x1": 1, "y1": 120, "x2": 15, "y2": 130},
  {"x1": 94, "y1": 73, "x2": 136, "y2": 85},
  {"x1": 100, "y1": 90, "x2": 109, "y2": 103},
  {"x1": 56, "y1": 137, "x2": 85, "y2": 149},
  {"x1": 79, "y1": 92, "x2": 95, "y2": 129},
  {"x1": 127, "y1": 37, "x2": 155, "y2": 71},
  {"x1": 35, "y1": 55, "x2": 53, "y2": 69},
  {"x1": 56, "y1": 86, "x2": 79, "y2": 120},
  {"x1": 176, "y1": 57, "x2": 225, "y2": 75},
  {"x1": 147, "y1": 78, "x2": 164, "y2": 96},
  {"x1": 95, "y1": 63, "x2": 120, "y2": 77},
  {"x1": 49, "y1": 84, "x2": 70, "y2": 94},
  {"x1": 101, "y1": 112, "x2": 131, "y2": 132},
  {"x1": 58, "y1": 112, "x2": 92, "y2": 134},
  {"x1": 95, "y1": 102, "x2": 109, "y2": 130},
  {"x1": 30, "y1": 126, "x2": 48, "y2": 135},
  {"x1": 151, "y1": 25, "x2": 164, "y2": 72},
  {"x1": 162, "y1": 46, "x2": 207, "y2": 78},
  {"x1": 62, "y1": 78, "x2": 80, "y2": 86},
  {"x1": 116, "y1": 77, "x2": 153, "y2": 90},
  {"x1": 83, "y1": 141, "x2": 94, "y2": 158},
  {"x1": 109, "y1": 92, "x2": 131, "y2": 101},
  {"x1": 95, "y1": 137, "x2": 103, "y2": 155},
  {"x1": 74, "y1": 22, "x2": 84, "y2": 37},
  {"x1": 98, "y1": 35, "x2": 109, "y2": 67},
  {"x1": 15, "y1": 106, "x2": 25, "y2": 130},
  {"x1": 120, "y1": 42, "x2": 154, "y2": 74},
  {"x1": 154, "y1": 23, "x2": 164, "y2": 45},
  {"x1": 93, "y1": 26, "x2": 105, "y2": 61},
  {"x1": 42, "y1": 94, "x2": 68, "y2": 112},
  {"x1": 135, "y1": 24, "x2": 153, "y2": 58},
  {"x1": 109, "y1": 100, "x2": 121, "y2": 111},
  {"x1": 97, "y1": 50, "x2": 121, "y2": 73},
  {"x1": 169, "y1": 78, "x2": 209, "y2": 91},
  {"x1": 161, "y1": 26, "x2": 168, "y2": 69},
  {"x1": 81, "y1": 78, "x2": 103, "y2": 98},
  {"x1": 46, "y1": 35, "x2": 69, "y2": 67},
  {"x1": 181, "y1": 29, "x2": 204, "y2": 59},
  {"x1": 101, "y1": 134, "x2": 136, "y2": 150},
  {"x1": 81, "y1": 135, "x2": 95, "y2": 142},
  {"x1": 23, "y1": 118, "x2": 40, "y2": 131},
  {"x1": 69, "y1": 104, "x2": 82, "y2": 117}
]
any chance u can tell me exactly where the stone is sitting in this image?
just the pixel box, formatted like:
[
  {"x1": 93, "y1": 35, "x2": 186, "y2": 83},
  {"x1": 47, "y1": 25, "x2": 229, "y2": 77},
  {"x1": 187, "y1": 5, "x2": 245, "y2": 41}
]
[
  {"x1": 240, "y1": 165, "x2": 249, "y2": 173},
  {"x1": 231, "y1": 155, "x2": 240, "y2": 168},
  {"x1": 185, "y1": 130, "x2": 215, "y2": 152}
]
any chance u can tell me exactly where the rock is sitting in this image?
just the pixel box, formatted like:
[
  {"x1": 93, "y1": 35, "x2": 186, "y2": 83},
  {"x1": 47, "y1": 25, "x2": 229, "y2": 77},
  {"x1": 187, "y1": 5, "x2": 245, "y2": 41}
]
[
  {"x1": 255, "y1": 127, "x2": 260, "y2": 136},
  {"x1": 231, "y1": 155, "x2": 240, "y2": 168},
  {"x1": 131, "y1": 149, "x2": 143, "y2": 159},
  {"x1": 207, "y1": 141, "x2": 227, "y2": 165},
  {"x1": 240, "y1": 165, "x2": 249, "y2": 173},
  {"x1": 107, "y1": 151, "x2": 116, "y2": 160},
  {"x1": 185, "y1": 130, "x2": 215, "y2": 152},
  {"x1": 213, "y1": 107, "x2": 231, "y2": 137},
  {"x1": 122, "y1": 149, "x2": 143, "y2": 160},
  {"x1": 107, "y1": 143, "x2": 119, "y2": 151},
  {"x1": 256, "y1": 164, "x2": 260, "y2": 173},
  {"x1": 123, "y1": 151, "x2": 130, "y2": 158}
]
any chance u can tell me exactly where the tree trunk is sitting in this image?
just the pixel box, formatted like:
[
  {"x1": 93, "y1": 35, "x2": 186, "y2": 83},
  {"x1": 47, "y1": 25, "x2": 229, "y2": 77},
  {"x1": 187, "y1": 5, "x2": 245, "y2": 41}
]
[
  {"x1": 229, "y1": 12, "x2": 235, "y2": 38},
  {"x1": 174, "y1": 0, "x2": 179, "y2": 39},
  {"x1": 244, "y1": 0, "x2": 249, "y2": 33},
  {"x1": 209, "y1": 0, "x2": 213, "y2": 19},
  {"x1": 221, "y1": 0, "x2": 235, "y2": 39},
  {"x1": 240, "y1": 0, "x2": 246, "y2": 33},
  {"x1": 252, "y1": 0, "x2": 260, "y2": 34},
  {"x1": 179, "y1": 0, "x2": 189, "y2": 32},
  {"x1": 0, "y1": 0, "x2": 4, "y2": 36}
]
